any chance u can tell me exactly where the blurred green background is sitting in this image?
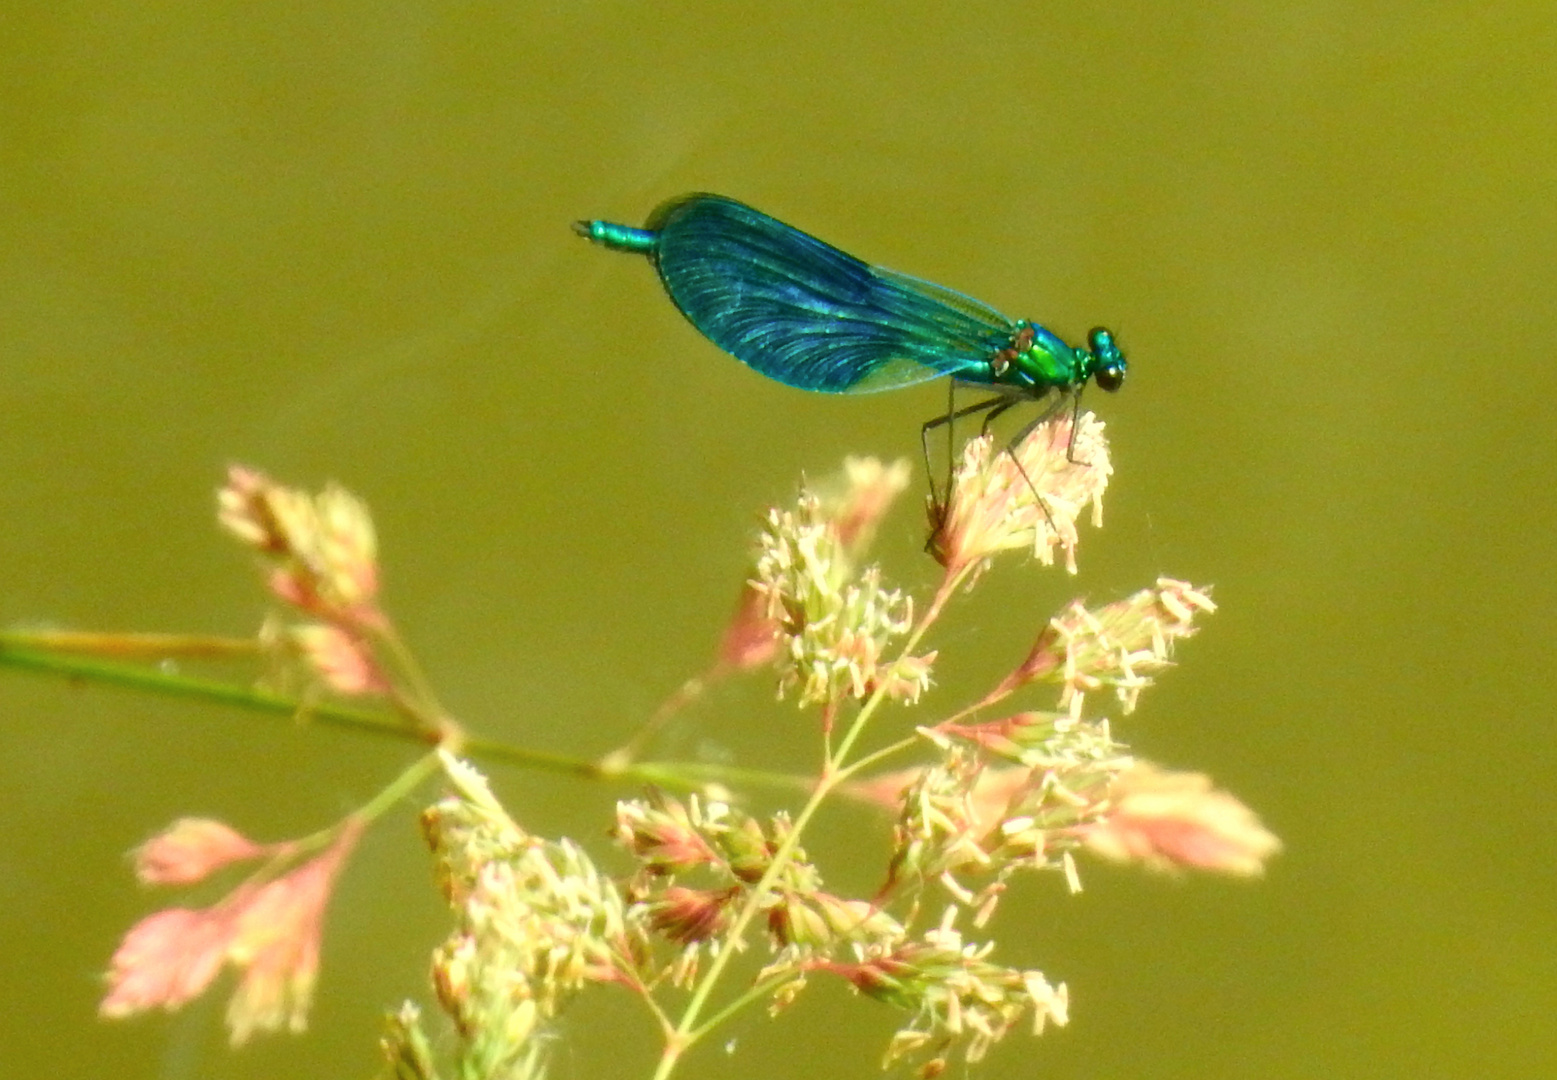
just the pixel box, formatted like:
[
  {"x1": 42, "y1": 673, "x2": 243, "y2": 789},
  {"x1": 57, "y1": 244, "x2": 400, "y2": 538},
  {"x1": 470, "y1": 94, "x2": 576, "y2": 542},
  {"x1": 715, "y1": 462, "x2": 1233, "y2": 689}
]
[{"x1": 3, "y1": 2, "x2": 1553, "y2": 1078}]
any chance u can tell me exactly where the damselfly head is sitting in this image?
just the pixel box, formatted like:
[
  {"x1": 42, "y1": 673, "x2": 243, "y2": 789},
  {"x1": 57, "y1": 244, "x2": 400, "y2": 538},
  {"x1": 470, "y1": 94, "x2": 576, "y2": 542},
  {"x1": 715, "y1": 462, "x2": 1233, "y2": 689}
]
[{"x1": 1087, "y1": 326, "x2": 1127, "y2": 393}]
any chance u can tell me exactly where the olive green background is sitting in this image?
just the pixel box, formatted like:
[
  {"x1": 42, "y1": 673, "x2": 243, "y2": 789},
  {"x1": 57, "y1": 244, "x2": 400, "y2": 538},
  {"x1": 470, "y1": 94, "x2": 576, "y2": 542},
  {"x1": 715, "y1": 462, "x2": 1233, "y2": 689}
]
[{"x1": 3, "y1": 3, "x2": 1553, "y2": 1078}]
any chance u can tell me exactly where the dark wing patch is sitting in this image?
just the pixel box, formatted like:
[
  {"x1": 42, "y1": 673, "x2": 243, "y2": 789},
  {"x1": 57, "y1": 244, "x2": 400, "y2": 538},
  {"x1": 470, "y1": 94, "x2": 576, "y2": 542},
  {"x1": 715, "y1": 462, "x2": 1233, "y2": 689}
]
[{"x1": 650, "y1": 195, "x2": 1017, "y2": 394}]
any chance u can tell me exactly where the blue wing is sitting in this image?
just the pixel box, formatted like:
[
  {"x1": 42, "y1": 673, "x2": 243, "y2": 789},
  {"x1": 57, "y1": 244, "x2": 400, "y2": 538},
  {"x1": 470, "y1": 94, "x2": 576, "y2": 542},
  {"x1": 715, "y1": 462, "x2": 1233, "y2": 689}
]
[{"x1": 646, "y1": 194, "x2": 1018, "y2": 393}]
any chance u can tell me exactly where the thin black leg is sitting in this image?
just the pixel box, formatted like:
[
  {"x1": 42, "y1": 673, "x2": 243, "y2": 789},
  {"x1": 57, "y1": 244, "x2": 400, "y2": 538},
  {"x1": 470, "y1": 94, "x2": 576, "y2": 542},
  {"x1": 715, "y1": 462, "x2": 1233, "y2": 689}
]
[
  {"x1": 920, "y1": 391, "x2": 1013, "y2": 506},
  {"x1": 1000, "y1": 391, "x2": 1079, "y2": 530}
]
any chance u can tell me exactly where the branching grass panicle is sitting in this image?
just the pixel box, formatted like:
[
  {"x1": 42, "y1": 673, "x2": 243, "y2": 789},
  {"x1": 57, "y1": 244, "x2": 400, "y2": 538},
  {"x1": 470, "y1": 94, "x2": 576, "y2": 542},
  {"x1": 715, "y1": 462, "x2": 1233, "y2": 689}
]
[{"x1": 46, "y1": 414, "x2": 1282, "y2": 1079}]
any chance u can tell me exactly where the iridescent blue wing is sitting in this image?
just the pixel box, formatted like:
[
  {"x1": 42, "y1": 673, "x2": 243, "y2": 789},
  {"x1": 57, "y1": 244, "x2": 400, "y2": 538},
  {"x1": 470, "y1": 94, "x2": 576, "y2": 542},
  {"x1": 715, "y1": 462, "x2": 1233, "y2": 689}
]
[{"x1": 647, "y1": 194, "x2": 1018, "y2": 394}]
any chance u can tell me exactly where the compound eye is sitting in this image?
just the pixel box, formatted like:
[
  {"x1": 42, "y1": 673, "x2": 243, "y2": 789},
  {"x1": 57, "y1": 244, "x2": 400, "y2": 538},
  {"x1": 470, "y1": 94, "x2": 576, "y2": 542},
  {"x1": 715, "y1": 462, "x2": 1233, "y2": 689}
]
[
  {"x1": 1094, "y1": 366, "x2": 1124, "y2": 392},
  {"x1": 1088, "y1": 326, "x2": 1115, "y2": 356}
]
